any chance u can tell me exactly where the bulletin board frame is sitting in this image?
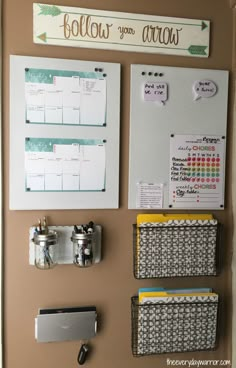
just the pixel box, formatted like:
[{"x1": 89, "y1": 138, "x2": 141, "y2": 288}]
[
  {"x1": 10, "y1": 55, "x2": 121, "y2": 210},
  {"x1": 128, "y1": 64, "x2": 229, "y2": 210}
]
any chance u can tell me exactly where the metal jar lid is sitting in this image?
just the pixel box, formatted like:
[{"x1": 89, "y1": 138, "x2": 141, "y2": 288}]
[
  {"x1": 33, "y1": 230, "x2": 58, "y2": 245},
  {"x1": 71, "y1": 231, "x2": 94, "y2": 242}
]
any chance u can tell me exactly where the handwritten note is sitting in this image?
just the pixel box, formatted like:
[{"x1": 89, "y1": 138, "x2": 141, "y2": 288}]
[
  {"x1": 193, "y1": 80, "x2": 217, "y2": 101},
  {"x1": 143, "y1": 82, "x2": 168, "y2": 104},
  {"x1": 80, "y1": 78, "x2": 106, "y2": 126}
]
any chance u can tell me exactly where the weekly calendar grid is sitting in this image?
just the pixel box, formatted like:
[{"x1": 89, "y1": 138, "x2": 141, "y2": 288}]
[{"x1": 169, "y1": 135, "x2": 225, "y2": 209}]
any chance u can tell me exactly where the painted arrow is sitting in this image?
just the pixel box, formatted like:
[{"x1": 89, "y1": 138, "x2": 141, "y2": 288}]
[
  {"x1": 201, "y1": 21, "x2": 208, "y2": 30},
  {"x1": 38, "y1": 32, "x2": 47, "y2": 42},
  {"x1": 38, "y1": 4, "x2": 61, "y2": 16},
  {"x1": 188, "y1": 45, "x2": 208, "y2": 55}
]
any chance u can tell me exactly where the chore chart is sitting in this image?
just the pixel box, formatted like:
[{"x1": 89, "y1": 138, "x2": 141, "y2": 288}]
[
  {"x1": 10, "y1": 55, "x2": 120, "y2": 210},
  {"x1": 169, "y1": 135, "x2": 225, "y2": 208}
]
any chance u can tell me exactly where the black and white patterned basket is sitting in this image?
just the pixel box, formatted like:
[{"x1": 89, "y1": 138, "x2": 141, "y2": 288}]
[
  {"x1": 133, "y1": 220, "x2": 222, "y2": 278},
  {"x1": 131, "y1": 295, "x2": 218, "y2": 356}
]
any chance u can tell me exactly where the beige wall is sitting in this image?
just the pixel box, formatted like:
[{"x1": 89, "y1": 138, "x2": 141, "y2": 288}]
[{"x1": 3, "y1": 1, "x2": 234, "y2": 367}]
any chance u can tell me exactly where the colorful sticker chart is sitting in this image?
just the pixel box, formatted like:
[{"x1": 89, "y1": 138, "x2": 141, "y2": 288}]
[{"x1": 169, "y1": 135, "x2": 225, "y2": 209}]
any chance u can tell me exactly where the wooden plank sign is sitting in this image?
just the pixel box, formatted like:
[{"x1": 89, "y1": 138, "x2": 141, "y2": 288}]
[{"x1": 33, "y1": 3, "x2": 210, "y2": 57}]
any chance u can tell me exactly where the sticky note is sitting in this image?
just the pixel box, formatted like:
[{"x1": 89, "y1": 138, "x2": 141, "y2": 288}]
[{"x1": 143, "y1": 82, "x2": 168, "y2": 104}]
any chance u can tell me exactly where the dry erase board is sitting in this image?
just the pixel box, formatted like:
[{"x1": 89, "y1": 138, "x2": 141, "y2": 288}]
[
  {"x1": 128, "y1": 64, "x2": 229, "y2": 210},
  {"x1": 10, "y1": 55, "x2": 120, "y2": 210}
]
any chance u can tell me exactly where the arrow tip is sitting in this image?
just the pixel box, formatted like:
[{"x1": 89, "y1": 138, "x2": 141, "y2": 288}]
[
  {"x1": 38, "y1": 33, "x2": 47, "y2": 43},
  {"x1": 201, "y1": 21, "x2": 208, "y2": 31}
]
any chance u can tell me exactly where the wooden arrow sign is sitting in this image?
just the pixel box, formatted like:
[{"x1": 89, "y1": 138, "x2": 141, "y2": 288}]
[{"x1": 33, "y1": 3, "x2": 210, "y2": 58}]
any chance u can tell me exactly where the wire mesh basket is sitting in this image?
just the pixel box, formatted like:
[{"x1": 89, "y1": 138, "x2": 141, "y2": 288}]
[
  {"x1": 131, "y1": 296, "x2": 218, "y2": 356},
  {"x1": 133, "y1": 222, "x2": 222, "y2": 279}
]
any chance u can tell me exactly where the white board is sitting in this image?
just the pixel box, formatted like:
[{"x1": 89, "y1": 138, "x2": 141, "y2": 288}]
[
  {"x1": 128, "y1": 64, "x2": 229, "y2": 210},
  {"x1": 10, "y1": 55, "x2": 120, "y2": 210}
]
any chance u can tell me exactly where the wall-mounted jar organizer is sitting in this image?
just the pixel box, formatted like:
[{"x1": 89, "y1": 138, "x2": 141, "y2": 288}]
[
  {"x1": 133, "y1": 219, "x2": 222, "y2": 279},
  {"x1": 30, "y1": 220, "x2": 102, "y2": 269},
  {"x1": 131, "y1": 295, "x2": 219, "y2": 356}
]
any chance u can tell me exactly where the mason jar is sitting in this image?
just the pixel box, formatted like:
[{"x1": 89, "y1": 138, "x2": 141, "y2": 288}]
[
  {"x1": 71, "y1": 231, "x2": 96, "y2": 267},
  {"x1": 33, "y1": 230, "x2": 58, "y2": 270}
]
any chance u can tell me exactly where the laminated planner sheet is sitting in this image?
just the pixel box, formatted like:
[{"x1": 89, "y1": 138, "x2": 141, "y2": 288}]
[
  {"x1": 10, "y1": 55, "x2": 121, "y2": 209},
  {"x1": 25, "y1": 138, "x2": 106, "y2": 192},
  {"x1": 129, "y1": 64, "x2": 229, "y2": 210},
  {"x1": 25, "y1": 68, "x2": 106, "y2": 126}
]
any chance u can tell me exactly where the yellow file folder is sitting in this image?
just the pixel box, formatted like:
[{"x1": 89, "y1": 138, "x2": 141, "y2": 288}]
[{"x1": 137, "y1": 213, "x2": 213, "y2": 226}]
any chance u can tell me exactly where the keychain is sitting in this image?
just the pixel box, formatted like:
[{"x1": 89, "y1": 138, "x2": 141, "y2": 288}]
[{"x1": 78, "y1": 343, "x2": 90, "y2": 365}]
